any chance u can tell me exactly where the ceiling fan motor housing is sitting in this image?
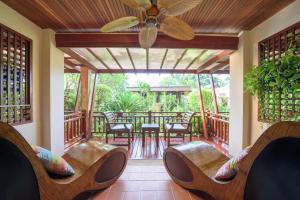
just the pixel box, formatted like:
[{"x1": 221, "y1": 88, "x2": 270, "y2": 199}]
[{"x1": 145, "y1": 4, "x2": 159, "y2": 27}]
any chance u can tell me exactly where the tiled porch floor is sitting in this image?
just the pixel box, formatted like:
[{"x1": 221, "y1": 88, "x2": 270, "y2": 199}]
[
  {"x1": 98, "y1": 136, "x2": 229, "y2": 159},
  {"x1": 90, "y1": 160, "x2": 206, "y2": 200}
]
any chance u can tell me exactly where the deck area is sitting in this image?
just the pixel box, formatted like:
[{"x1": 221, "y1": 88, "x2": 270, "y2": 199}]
[{"x1": 97, "y1": 136, "x2": 229, "y2": 159}]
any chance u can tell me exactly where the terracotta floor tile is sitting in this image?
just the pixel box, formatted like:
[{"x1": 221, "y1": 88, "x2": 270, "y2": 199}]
[
  {"x1": 141, "y1": 191, "x2": 156, "y2": 200},
  {"x1": 156, "y1": 191, "x2": 174, "y2": 200},
  {"x1": 123, "y1": 191, "x2": 141, "y2": 200},
  {"x1": 172, "y1": 189, "x2": 191, "y2": 200},
  {"x1": 140, "y1": 166, "x2": 167, "y2": 173},
  {"x1": 155, "y1": 181, "x2": 172, "y2": 191},
  {"x1": 119, "y1": 172, "x2": 130, "y2": 180},
  {"x1": 170, "y1": 181, "x2": 184, "y2": 191},
  {"x1": 125, "y1": 166, "x2": 142, "y2": 173},
  {"x1": 111, "y1": 181, "x2": 141, "y2": 192},
  {"x1": 139, "y1": 181, "x2": 159, "y2": 191},
  {"x1": 106, "y1": 191, "x2": 124, "y2": 200}
]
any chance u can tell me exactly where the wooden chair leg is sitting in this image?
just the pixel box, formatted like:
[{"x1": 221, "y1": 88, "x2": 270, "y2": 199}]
[
  {"x1": 131, "y1": 130, "x2": 134, "y2": 141},
  {"x1": 164, "y1": 129, "x2": 167, "y2": 140},
  {"x1": 106, "y1": 133, "x2": 108, "y2": 143},
  {"x1": 190, "y1": 132, "x2": 192, "y2": 142},
  {"x1": 168, "y1": 132, "x2": 171, "y2": 147},
  {"x1": 128, "y1": 131, "x2": 131, "y2": 149}
]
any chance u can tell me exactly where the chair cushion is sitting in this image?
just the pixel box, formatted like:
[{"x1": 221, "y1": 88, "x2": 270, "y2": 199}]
[
  {"x1": 214, "y1": 146, "x2": 251, "y2": 181},
  {"x1": 111, "y1": 124, "x2": 132, "y2": 131},
  {"x1": 32, "y1": 146, "x2": 75, "y2": 176},
  {"x1": 165, "y1": 124, "x2": 187, "y2": 130}
]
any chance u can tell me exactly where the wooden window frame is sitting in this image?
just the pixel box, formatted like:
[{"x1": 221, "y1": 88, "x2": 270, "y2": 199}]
[
  {"x1": 258, "y1": 22, "x2": 300, "y2": 122},
  {"x1": 0, "y1": 23, "x2": 33, "y2": 125}
]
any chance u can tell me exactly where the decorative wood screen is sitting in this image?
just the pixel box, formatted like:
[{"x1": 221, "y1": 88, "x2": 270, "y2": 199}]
[
  {"x1": 0, "y1": 24, "x2": 32, "y2": 125},
  {"x1": 258, "y1": 22, "x2": 300, "y2": 122}
]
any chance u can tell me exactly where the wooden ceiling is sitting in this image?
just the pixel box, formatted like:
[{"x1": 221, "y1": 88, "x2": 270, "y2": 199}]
[
  {"x1": 63, "y1": 47, "x2": 231, "y2": 74},
  {"x1": 2, "y1": 0, "x2": 294, "y2": 34}
]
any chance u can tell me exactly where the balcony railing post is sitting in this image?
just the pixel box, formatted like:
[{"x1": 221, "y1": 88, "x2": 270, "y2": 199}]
[{"x1": 148, "y1": 111, "x2": 152, "y2": 123}]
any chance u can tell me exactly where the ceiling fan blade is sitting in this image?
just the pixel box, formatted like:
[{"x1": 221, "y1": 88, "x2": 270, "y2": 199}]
[
  {"x1": 158, "y1": 0, "x2": 202, "y2": 16},
  {"x1": 160, "y1": 17, "x2": 195, "y2": 40},
  {"x1": 139, "y1": 26, "x2": 158, "y2": 48},
  {"x1": 100, "y1": 16, "x2": 139, "y2": 32},
  {"x1": 121, "y1": 0, "x2": 152, "y2": 10}
]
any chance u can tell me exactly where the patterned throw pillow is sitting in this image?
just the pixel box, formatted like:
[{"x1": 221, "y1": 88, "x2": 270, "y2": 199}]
[
  {"x1": 32, "y1": 146, "x2": 75, "y2": 176},
  {"x1": 214, "y1": 146, "x2": 251, "y2": 182}
]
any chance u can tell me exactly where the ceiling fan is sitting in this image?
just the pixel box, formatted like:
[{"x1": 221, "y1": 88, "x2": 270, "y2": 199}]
[{"x1": 100, "y1": 0, "x2": 203, "y2": 48}]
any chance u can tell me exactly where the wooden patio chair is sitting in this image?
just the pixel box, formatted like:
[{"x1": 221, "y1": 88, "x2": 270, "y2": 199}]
[
  {"x1": 0, "y1": 123, "x2": 128, "y2": 200},
  {"x1": 163, "y1": 121, "x2": 300, "y2": 200},
  {"x1": 164, "y1": 111, "x2": 195, "y2": 146},
  {"x1": 103, "y1": 112, "x2": 133, "y2": 148}
]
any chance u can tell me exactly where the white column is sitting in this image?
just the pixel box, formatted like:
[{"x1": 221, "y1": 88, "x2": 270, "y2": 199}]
[
  {"x1": 41, "y1": 29, "x2": 65, "y2": 155},
  {"x1": 229, "y1": 31, "x2": 251, "y2": 156}
]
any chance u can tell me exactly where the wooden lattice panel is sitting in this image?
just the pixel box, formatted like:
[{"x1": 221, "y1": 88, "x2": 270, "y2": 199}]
[
  {"x1": 258, "y1": 22, "x2": 300, "y2": 122},
  {"x1": 0, "y1": 24, "x2": 32, "y2": 124}
]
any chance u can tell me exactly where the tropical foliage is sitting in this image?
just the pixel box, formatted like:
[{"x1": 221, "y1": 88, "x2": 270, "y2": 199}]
[
  {"x1": 64, "y1": 74, "x2": 229, "y2": 113},
  {"x1": 244, "y1": 38, "x2": 300, "y2": 121}
]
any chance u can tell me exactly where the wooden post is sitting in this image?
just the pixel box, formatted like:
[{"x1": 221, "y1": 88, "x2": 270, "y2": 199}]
[
  {"x1": 148, "y1": 111, "x2": 152, "y2": 123},
  {"x1": 210, "y1": 74, "x2": 219, "y2": 114},
  {"x1": 80, "y1": 66, "x2": 90, "y2": 138},
  {"x1": 197, "y1": 74, "x2": 208, "y2": 138},
  {"x1": 89, "y1": 73, "x2": 98, "y2": 135},
  {"x1": 74, "y1": 75, "x2": 81, "y2": 112}
]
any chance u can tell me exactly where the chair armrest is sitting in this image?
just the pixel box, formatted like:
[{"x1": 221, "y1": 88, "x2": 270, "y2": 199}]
[
  {"x1": 168, "y1": 122, "x2": 190, "y2": 125},
  {"x1": 167, "y1": 122, "x2": 191, "y2": 129},
  {"x1": 107, "y1": 122, "x2": 132, "y2": 130}
]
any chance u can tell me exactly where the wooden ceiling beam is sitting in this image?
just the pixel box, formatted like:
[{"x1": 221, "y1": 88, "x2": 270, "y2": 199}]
[
  {"x1": 64, "y1": 59, "x2": 77, "y2": 68},
  {"x1": 65, "y1": 68, "x2": 80, "y2": 73},
  {"x1": 196, "y1": 51, "x2": 233, "y2": 73},
  {"x1": 146, "y1": 48, "x2": 149, "y2": 70},
  {"x1": 209, "y1": 60, "x2": 230, "y2": 73},
  {"x1": 173, "y1": 49, "x2": 188, "y2": 70},
  {"x1": 64, "y1": 58, "x2": 81, "y2": 72},
  {"x1": 95, "y1": 69, "x2": 229, "y2": 74},
  {"x1": 86, "y1": 48, "x2": 111, "y2": 70},
  {"x1": 126, "y1": 48, "x2": 136, "y2": 71},
  {"x1": 106, "y1": 48, "x2": 124, "y2": 71},
  {"x1": 185, "y1": 50, "x2": 207, "y2": 70},
  {"x1": 160, "y1": 49, "x2": 168, "y2": 70},
  {"x1": 56, "y1": 34, "x2": 239, "y2": 50},
  {"x1": 60, "y1": 48, "x2": 98, "y2": 71}
]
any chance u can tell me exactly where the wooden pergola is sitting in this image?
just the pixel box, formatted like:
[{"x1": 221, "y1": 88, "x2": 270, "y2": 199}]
[{"x1": 62, "y1": 38, "x2": 232, "y2": 138}]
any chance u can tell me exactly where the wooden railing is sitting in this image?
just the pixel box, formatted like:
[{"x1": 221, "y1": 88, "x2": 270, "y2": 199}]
[
  {"x1": 64, "y1": 112, "x2": 86, "y2": 148},
  {"x1": 64, "y1": 111, "x2": 230, "y2": 146},
  {"x1": 206, "y1": 112, "x2": 230, "y2": 144},
  {"x1": 91, "y1": 111, "x2": 206, "y2": 135}
]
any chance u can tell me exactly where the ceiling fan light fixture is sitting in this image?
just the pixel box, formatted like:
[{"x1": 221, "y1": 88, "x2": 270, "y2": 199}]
[{"x1": 145, "y1": 16, "x2": 157, "y2": 27}]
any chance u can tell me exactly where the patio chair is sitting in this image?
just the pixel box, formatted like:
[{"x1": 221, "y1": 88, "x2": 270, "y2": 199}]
[
  {"x1": 0, "y1": 122, "x2": 128, "y2": 200},
  {"x1": 103, "y1": 112, "x2": 133, "y2": 148},
  {"x1": 163, "y1": 121, "x2": 300, "y2": 200},
  {"x1": 164, "y1": 111, "x2": 195, "y2": 146}
]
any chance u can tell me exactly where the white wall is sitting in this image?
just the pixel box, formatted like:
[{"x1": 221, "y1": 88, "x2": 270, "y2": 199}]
[
  {"x1": 0, "y1": 2, "x2": 65, "y2": 155},
  {"x1": 229, "y1": 32, "x2": 251, "y2": 156},
  {"x1": 249, "y1": 0, "x2": 300, "y2": 144},
  {"x1": 229, "y1": 0, "x2": 300, "y2": 154},
  {"x1": 41, "y1": 29, "x2": 65, "y2": 155},
  {"x1": 0, "y1": 2, "x2": 43, "y2": 145}
]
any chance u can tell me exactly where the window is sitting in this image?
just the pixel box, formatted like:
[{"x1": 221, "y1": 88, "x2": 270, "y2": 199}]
[{"x1": 0, "y1": 24, "x2": 32, "y2": 125}]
